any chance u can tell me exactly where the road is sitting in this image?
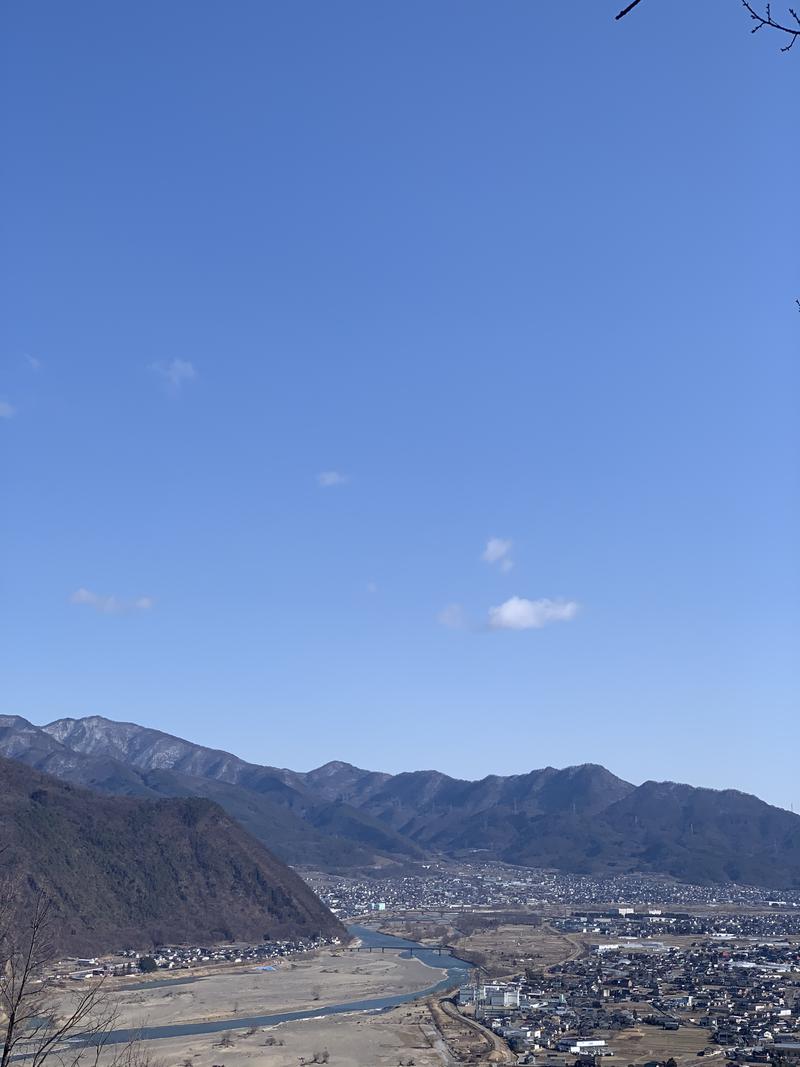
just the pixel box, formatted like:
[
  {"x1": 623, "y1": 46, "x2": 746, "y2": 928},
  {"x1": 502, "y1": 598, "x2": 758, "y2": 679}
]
[{"x1": 438, "y1": 997, "x2": 515, "y2": 1063}]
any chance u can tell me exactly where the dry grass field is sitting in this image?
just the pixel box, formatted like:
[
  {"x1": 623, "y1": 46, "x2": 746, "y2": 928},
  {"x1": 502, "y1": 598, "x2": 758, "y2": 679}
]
[
  {"x1": 450, "y1": 922, "x2": 586, "y2": 976},
  {"x1": 601, "y1": 1023, "x2": 712, "y2": 1065}
]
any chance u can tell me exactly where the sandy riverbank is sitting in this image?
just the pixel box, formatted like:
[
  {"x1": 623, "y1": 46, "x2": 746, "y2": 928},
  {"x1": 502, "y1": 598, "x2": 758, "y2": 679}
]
[
  {"x1": 100, "y1": 1001, "x2": 447, "y2": 1067},
  {"x1": 99, "y1": 949, "x2": 447, "y2": 1030}
]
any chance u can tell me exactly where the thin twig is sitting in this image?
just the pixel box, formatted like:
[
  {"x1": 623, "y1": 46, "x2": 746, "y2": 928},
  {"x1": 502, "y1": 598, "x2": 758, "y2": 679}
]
[{"x1": 741, "y1": 1, "x2": 799, "y2": 50}]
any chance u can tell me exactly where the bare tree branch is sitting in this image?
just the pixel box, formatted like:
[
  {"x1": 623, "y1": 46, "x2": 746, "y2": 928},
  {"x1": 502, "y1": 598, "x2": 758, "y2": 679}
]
[
  {"x1": 742, "y1": 1, "x2": 800, "y2": 50},
  {"x1": 615, "y1": 0, "x2": 645, "y2": 20},
  {"x1": 615, "y1": 0, "x2": 800, "y2": 51}
]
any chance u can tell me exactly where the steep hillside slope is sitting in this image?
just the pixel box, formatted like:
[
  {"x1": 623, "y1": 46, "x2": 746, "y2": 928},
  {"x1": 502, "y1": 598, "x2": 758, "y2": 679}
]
[
  {"x1": 0, "y1": 756, "x2": 344, "y2": 954},
  {"x1": 496, "y1": 780, "x2": 800, "y2": 886}
]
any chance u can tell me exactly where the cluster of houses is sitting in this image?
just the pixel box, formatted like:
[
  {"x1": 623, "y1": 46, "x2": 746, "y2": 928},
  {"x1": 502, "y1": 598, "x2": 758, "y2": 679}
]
[
  {"x1": 310, "y1": 866, "x2": 800, "y2": 923},
  {"x1": 311, "y1": 867, "x2": 518, "y2": 917},
  {"x1": 458, "y1": 974, "x2": 643, "y2": 1057},
  {"x1": 556, "y1": 909, "x2": 800, "y2": 943},
  {"x1": 53, "y1": 933, "x2": 341, "y2": 981},
  {"x1": 456, "y1": 911, "x2": 800, "y2": 1065}
]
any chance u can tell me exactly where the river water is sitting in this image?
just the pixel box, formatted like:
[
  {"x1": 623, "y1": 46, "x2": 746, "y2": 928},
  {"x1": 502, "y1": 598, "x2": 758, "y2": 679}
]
[{"x1": 91, "y1": 925, "x2": 472, "y2": 1046}]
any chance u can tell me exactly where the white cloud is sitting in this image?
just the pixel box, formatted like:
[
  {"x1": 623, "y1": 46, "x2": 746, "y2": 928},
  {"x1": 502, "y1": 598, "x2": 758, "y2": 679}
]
[
  {"x1": 488, "y1": 596, "x2": 579, "y2": 630},
  {"x1": 366, "y1": 581, "x2": 378, "y2": 595},
  {"x1": 24, "y1": 354, "x2": 41, "y2": 371},
  {"x1": 317, "y1": 470, "x2": 348, "y2": 488},
  {"x1": 438, "y1": 603, "x2": 467, "y2": 629},
  {"x1": 482, "y1": 537, "x2": 513, "y2": 572},
  {"x1": 70, "y1": 588, "x2": 154, "y2": 614},
  {"x1": 151, "y1": 359, "x2": 196, "y2": 389},
  {"x1": 0, "y1": 400, "x2": 15, "y2": 419}
]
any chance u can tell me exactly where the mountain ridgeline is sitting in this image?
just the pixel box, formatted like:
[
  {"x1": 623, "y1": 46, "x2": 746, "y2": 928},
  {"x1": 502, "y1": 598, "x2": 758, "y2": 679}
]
[{"x1": 2, "y1": 715, "x2": 800, "y2": 889}]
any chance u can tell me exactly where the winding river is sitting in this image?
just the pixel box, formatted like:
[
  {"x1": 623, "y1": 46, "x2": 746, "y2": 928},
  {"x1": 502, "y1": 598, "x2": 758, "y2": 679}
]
[{"x1": 92, "y1": 925, "x2": 472, "y2": 1046}]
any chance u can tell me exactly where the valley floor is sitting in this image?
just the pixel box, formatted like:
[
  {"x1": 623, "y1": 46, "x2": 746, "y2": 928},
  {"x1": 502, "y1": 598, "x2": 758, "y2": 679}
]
[
  {"x1": 109, "y1": 1002, "x2": 447, "y2": 1067},
  {"x1": 103, "y1": 949, "x2": 443, "y2": 1030},
  {"x1": 82, "y1": 949, "x2": 451, "y2": 1067}
]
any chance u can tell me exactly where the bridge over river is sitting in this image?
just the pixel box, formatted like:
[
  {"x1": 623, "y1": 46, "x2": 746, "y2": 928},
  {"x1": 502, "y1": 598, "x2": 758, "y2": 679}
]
[{"x1": 349, "y1": 941, "x2": 452, "y2": 956}]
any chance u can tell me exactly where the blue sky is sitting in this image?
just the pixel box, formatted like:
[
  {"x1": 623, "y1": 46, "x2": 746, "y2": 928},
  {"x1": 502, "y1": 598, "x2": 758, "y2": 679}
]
[{"x1": 1, "y1": 1, "x2": 797, "y2": 808}]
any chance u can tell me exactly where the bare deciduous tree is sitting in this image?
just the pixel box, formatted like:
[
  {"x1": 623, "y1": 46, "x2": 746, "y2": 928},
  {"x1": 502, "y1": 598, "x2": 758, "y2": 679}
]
[{"x1": 0, "y1": 875, "x2": 156, "y2": 1067}]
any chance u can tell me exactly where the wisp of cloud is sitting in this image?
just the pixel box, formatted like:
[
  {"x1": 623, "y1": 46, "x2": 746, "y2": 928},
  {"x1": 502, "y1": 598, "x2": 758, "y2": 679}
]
[
  {"x1": 488, "y1": 596, "x2": 579, "y2": 630},
  {"x1": 71, "y1": 588, "x2": 154, "y2": 615}
]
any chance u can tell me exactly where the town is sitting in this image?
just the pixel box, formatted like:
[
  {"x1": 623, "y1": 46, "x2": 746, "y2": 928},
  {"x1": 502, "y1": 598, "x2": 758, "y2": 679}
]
[
  {"x1": 307, "y1": 864, "x2": 800, "y2": 1066},
  {"x1": 49, "y1": 864, "x2": 800, "y2": 1067},
  {"x1": 456, "y1": 908, "x2": 800, "y2": 1064},
  {"x1": 308, "y1": 863, "x2": 800, "y2": 920}
]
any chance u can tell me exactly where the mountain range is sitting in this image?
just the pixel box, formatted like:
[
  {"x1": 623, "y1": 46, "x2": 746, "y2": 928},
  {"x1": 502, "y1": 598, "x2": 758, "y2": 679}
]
[
  {"x1": 2, "y1": 714, "x2": 800, "y2": 889},
  {"x1": 0, "y1": 754, "x2": 344, "y2": 954}
]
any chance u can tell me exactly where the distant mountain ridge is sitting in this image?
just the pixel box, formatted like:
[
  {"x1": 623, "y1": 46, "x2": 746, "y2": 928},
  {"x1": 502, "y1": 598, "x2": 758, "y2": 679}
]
[
  {"x1": 0, "y1": 714, "x2": 419, "y2": 869},
  {"x1": 0, "y1": 755, "x2": 344, "y2": 954},
  {"x1": 2, "y1": 714, "x2": 800, "y2": 888}
]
